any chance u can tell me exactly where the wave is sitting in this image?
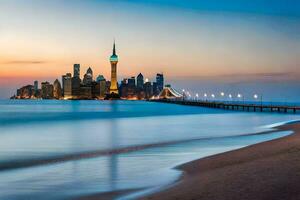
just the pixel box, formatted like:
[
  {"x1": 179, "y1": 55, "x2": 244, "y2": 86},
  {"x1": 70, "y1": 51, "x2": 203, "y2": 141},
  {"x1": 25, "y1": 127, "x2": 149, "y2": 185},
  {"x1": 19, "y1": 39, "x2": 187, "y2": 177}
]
[
  {"x1": 261, "y1": 119, "x2": 300, "y2": 129},
  {"x1": 0, "y1": 128, "x2": 280, "y2": 172}
]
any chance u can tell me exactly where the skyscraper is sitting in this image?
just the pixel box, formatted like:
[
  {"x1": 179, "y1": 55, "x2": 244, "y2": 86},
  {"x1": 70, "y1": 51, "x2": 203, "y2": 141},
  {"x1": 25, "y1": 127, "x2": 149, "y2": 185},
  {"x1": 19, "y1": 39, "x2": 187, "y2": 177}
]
[
  {"x1": 73, "y1": 64, "x2": 80, "y2": 78},
  {"x1": 34, "y1": 81, "x2": 38, "y2": 93},
  {"x1": 127, "y1": 76, "x2": 136, "y2": 98},
  {"x1": 53, "y1": 79, "x2": 62, "y2": 99},
  {"x1": 128, "y1": 76, "x2": 136, "y2": 88},
  {"x1": 152, "y1": 82, "x2": 158, "y2": 96},
  {"x1": 156, "y1": 73, "x2": 164, "y2": 93},
  {"x1": 62, "y1": 73, "x2": 72, "y2": 99},
  {"x1": 137, "y1": 73, "x2": 144, "y2": 89},
  {"x1": 144, "y1": 80, "x2": 153, "y2": 99},
  {"x1": 109, "y1": 41, "x2": 119, "y2": 95},
  {"x1": 41, "y1": 82, "x2": 53, "y2": 99},
  {"x1": 83, "y1": 67, "x2": 93, "y2": 85},
  {"x1": 96, "y1": 75, "x2": 106, "y2": 98},
  {"x1": 72, "y1": 64, "x2": 81, "y2": 98}
]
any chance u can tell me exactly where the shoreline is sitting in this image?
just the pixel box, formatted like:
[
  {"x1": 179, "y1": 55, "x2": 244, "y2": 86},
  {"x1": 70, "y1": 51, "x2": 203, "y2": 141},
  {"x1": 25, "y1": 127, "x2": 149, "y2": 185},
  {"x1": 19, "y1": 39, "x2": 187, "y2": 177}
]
[
  {"x1": 76, "y1": 121, "x2": 298, "y2": 200},
  {"x1": 139, "y1": 122, "x2": 300, "y2": 200}
]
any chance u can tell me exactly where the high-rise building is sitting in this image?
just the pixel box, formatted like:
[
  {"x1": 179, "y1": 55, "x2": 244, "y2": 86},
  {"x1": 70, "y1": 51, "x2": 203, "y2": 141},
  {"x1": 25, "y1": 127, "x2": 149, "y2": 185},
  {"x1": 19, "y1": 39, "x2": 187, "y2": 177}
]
[
  {"x1": 109, "y1": 41, "x2": 119, "y2": 94},
  {"x1": 53, "y1": 79, "x2": 62, "y2": 99},
  {"x1": 73, "y1": 64, "x2": 80, "y2": 78},
  {"x1": 137, "y1": 73, "x2": 144, "y2": 89},
  {"x1": 71, "y1": 77, "x2": 81, "y2": 98},
  {"x1": 152, "y1": 82, "x2": 159, "y2": 96},
  {"x1": 72, "y1": 64, "x2": 81, "y2": 98},
  {"x1": 91, "y1": 82, "x2": 99, "y2": 98},
  {"x1": 62, "y1": 73, "x2": 72, "y2": 99},
  {"x1": 34, "y1": 81, "x2": 38, "y2": 92},
  {"x1": 41, "y1": 82, "x2": 53, "y2": 99},
  {"x1": 127, "y1": 77, "x2": 136, "y2": 98},
  {"x1": 156, "y1": 73, "x2": 164, "y2": 92},
  {"x1": 128, "y1": 77, "x2": 135, "y2": 87},
  {"x1": 83, "y1": 67, "x2": 93, "y2": 85},
  {"x1": 119, "y1": 78, "x2": 128, "y2": 98},
  {"x1": 144, "y1": 80, "x2": 153, "y2": 99},
  {"x1": 71, "y1": 64, "x2": 81, "y2": 98},
  {"x1": 96, "y1": 75, "x2": 106, "y2": 98}
]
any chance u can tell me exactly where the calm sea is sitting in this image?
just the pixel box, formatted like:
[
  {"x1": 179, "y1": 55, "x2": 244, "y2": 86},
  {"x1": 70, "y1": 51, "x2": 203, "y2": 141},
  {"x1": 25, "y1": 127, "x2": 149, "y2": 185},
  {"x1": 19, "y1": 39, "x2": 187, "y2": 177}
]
[{"x1": 0, "y1": 100, "x2": 298, "y2": 200}]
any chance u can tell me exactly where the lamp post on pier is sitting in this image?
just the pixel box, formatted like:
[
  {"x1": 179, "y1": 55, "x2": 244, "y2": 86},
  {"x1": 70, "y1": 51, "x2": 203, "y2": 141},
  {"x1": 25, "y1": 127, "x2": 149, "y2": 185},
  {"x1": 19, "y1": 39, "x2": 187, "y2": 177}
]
[
  {"x1": 229, "y1": 94, "x2": 232, "y2": 103},
  {"x1": 211, "y1": 94, "x2": 215, "y2": 102},
  {"x1": 220, "y1": 92, "x2": 225, "y2": 102},
  {"x1": 237, "y1": 93, "x2": 242, "y2": 104},
  {"x1": 254, "y1": 94, "x2": 263, "y2": 106}
]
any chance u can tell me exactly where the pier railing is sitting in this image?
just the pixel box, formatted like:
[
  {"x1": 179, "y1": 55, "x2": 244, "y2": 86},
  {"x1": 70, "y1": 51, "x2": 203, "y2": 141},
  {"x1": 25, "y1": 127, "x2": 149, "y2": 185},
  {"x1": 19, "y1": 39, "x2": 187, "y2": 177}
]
[{"x1": 150, "y1": 99, "x2": 300, "y2": 114}]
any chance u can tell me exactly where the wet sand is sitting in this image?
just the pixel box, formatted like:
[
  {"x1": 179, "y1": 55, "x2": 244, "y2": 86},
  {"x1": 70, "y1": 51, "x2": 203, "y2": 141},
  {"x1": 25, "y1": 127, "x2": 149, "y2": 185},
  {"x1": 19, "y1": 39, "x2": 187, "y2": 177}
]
[{"x1": 140, "y1": 122, "x2": 300, "y2": 200}]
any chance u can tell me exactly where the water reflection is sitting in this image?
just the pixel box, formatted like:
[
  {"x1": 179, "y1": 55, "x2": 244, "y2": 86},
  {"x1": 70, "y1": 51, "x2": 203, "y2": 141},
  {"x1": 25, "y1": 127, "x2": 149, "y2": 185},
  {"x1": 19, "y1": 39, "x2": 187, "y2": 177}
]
[
  {"x1": 109, "y1": 101, "x2": 119, "y2": 191},
  {"x1": 0, "y1": 130, "x2": 293, "y2": 200},
  {"x1": 0, "y1": 100, "x2": 299, "y2": 200}
]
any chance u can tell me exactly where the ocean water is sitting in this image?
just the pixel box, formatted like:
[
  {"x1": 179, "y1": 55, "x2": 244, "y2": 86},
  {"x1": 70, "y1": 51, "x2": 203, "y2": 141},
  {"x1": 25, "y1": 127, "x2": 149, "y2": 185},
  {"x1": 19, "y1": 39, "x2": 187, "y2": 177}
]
[{"x1": 0, "y1": 100, "x2": 299, "y2": 200}]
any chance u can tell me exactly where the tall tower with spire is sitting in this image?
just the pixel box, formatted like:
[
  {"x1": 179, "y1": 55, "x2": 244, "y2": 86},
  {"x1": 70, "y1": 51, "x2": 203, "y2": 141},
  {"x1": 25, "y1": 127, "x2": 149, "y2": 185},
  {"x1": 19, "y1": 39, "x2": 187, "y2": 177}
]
[{"x1": 109, "y1": 41, "x2": 119, "y2": 94}]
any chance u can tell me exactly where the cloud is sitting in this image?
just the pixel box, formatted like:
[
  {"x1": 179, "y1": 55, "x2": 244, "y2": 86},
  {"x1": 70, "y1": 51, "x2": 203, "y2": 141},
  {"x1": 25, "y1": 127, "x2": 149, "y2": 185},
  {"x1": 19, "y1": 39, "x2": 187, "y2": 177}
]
[{"x1": 2, "y1": 60, "x2": 47, "y2": 64}]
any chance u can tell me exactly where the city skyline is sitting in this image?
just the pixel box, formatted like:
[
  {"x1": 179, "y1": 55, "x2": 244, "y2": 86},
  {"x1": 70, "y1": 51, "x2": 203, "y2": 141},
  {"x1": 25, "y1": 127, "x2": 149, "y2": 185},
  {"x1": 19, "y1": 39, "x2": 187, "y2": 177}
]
[
  {"x1": 1, "y1": 0, "x2": 300, "y2": 100},
  {"x1": 13, "y1": 41, "x2": 166, "y2": 100},
  {"x1": 13, "y1": 63, "x2": 165, "y2": 100}
]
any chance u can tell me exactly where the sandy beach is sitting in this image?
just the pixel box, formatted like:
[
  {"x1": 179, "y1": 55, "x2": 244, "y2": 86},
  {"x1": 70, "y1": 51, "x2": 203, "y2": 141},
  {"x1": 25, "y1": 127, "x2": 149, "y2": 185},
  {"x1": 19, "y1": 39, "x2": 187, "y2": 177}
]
[{"x1": 139, "y1": 122, "x2": 300, "y2": 200}]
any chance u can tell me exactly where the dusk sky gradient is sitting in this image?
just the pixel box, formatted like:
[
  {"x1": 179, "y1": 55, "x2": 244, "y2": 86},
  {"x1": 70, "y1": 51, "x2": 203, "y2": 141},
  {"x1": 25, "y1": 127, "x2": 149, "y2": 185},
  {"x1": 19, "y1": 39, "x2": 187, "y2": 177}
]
[{"x1": 0, "y1": 0, "x2": 300, "y2": 99}]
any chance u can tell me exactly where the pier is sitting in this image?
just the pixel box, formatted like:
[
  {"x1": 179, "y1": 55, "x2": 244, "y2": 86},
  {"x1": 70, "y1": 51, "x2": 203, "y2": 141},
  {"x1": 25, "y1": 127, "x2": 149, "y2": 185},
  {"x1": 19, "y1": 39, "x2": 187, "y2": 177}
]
[{"x1": 151, "y1": 99, "x2": 300, "y2": 114}]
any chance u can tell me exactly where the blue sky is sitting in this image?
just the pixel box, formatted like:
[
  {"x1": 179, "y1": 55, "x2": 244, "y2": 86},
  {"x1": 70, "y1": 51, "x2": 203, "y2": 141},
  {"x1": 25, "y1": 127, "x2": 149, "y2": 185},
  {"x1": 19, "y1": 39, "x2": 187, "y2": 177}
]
[
  {"x1": 120, "y1": 0, "x2": 300, "y2": 16},
  {"x1": 0, "y1": 0, "x2": 299, "y2": 99}
]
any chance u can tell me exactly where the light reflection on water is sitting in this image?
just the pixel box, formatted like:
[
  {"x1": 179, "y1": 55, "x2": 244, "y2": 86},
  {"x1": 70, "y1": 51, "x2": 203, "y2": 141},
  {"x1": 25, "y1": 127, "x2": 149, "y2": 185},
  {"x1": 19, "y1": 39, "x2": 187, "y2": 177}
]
[
  {"x1": 0, "y1": 131, "x2": 293, "y2": 200},
  {"x1": 0, "y1": 100, "x2": 299, "y2": 199}
]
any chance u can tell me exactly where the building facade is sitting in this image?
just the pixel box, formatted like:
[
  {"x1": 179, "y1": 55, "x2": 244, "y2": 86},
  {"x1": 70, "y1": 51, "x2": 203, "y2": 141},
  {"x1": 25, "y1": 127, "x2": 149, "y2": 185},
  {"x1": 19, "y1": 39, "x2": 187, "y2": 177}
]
[
  {"x1": 17, "y1": 85, "x2": 35, "y2": 99},
  {"x1": 83, "y1": 67, "x2": 93, "y2": 85},
  {"x1": 72, "y1": 64, "x2": 81, "y2": 99},
  {"x1": 73, "y1": 64, "x2": 80, "y2": 78},
  {"x1": 96, "y1": 75, "x2": 106, "y2": 98},
  {"x1": 53, "y1": 79, "x2": 62, "y2": 99},
  {"x1": 137, "y1": 73, "x2": 144, "y2": 89},
  {"x1": 34, "y1": 81, "x2": 38, "y2": 93},
  {"x1": 62, "y1": 73, "x2": 72, "y2": 99},
  {"x1": 156, "y1": 73, "x2": 164, "y2": 93},
  {"x1": 144, "y1": 81, "x2": 153, "y2": 99},
  {"x1": 41, "y1": 82, "x2": 53, "y2": 99}
]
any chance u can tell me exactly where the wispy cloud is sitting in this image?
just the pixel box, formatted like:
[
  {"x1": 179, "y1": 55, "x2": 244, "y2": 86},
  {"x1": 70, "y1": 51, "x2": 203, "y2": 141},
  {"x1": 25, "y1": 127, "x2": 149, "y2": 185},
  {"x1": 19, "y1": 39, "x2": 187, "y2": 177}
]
[{"x1": 2, "y1": 60, "x2": 47, "y2": 64}]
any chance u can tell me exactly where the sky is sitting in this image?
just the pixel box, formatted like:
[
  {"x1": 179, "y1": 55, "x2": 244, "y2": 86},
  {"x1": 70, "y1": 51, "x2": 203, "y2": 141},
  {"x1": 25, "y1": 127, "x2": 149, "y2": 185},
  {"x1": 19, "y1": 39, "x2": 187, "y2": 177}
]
[{"x1": 0, "y1": 0, "x2": 300, "y2": 100}]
